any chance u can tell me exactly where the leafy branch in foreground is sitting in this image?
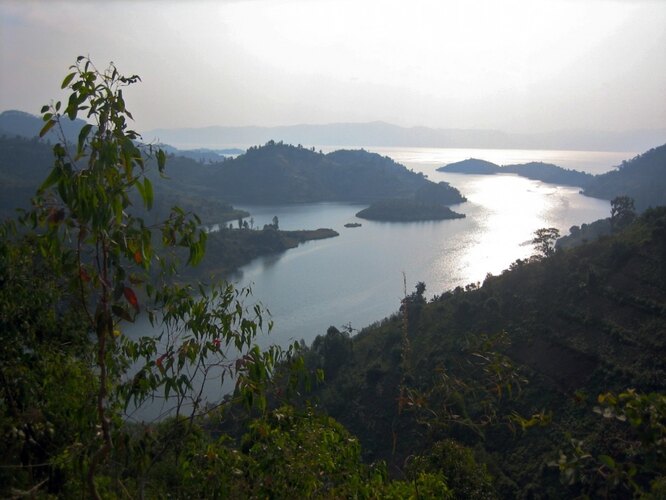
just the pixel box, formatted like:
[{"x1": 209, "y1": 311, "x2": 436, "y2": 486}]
[
  {"x1": 4, "y1": 56, "x2": 295, "y2": 498},
  {"x1": 551, "y1": 389, "x2": 666, "y2": 497},
  {"x1": 401, "y1": 331, "x2": 528, "y2": 439}
]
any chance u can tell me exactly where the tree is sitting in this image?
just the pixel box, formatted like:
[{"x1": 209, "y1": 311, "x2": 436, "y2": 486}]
[
  {"x1": 272, "y1": 215, "x2": 279, "y2": 229},
  {"x1": 531, "y1": 227, "x2": 560, "y2": 258},
  {"x1": 610, "y1": 196, "x2": 636, "y2": 231},
  {"x1": 311, "y1": 326, "x2": 353, "y2": 379},
  {"x1": 11, "y1": 57, "x2": 294, "y2": 498}
]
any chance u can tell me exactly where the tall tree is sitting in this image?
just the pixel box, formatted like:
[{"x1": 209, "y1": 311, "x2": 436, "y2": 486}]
[
  {"x1": 531, "y1": 227, "x2": 560, "y2": 258},
  {"x1": 16, "y1": 57, "x2": 292, "y2": 498},
  {"x1": 610, "y1": 196, "x2": 636, "y2": 231}
]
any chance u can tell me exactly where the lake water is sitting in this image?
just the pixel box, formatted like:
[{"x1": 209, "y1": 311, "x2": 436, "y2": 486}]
[
  {"x1": 228, "y1": 147, "x2": 625, "y2": 349},
  {"x1": 125, "y1": 146, "x2": 628, "y2": 420}
]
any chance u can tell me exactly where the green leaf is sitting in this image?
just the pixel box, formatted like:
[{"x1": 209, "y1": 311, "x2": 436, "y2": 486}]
[
  {"x1": 39, "y1": 119, "x2": 56, "y2": 138},
  {"x1": 598, "y1": 454, "x2": 615, "y2": 469},
  {"x1": 112, "y1": 304, "x2": 135, "y2": 323},
  {"x1": 135, "y1": 178, "x2": 146, "y2": 202},
  {"x1": 143, "y1": 177, "x2": 153, "y2": 210},
  {"x1": 39, "y1": 167, "x2": 61, "y2": 192},
  {"x1": 61, "y1": 72, "x2": 76, "y2": 89},
  {"x1": 77, "y1": 123, "x2": 93, "y2": 156},
  {"x1": 157, "y1": 149, "x2": 166, "y2": 173},
  {"x1": 66, "y1": 93, "x2": 78, "y2": 120}
]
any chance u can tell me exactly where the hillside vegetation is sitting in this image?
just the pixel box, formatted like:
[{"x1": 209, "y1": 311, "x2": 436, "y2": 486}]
[
  {"x1": 0, "y1": 135, "x2": 247, "y2": 224},
  {"x1": 583, "y1": 144, "x2": 666, "y2": 210},
  {"x1": 196, "y1": 141, "x2": 465, "y2": 204},
  {"x1": 301, "y1": 207, "x2": 666, "y2": 497}
]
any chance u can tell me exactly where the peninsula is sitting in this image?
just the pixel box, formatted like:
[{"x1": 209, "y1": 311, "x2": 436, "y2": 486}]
[{"x1": 438, "y1": 158, "x2": 594, "y2": 187}]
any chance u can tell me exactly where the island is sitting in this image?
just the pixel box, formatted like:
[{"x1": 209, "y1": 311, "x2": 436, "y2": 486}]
[
  {"x1": 438, "y1": 158, "x2": 500, "y2": 174},
  {"x1": 344, "y1": 222, "x2": 362, "y2": 228},
  {"x1": 355, "y1": 199, "x2": 465, "y2": 222}
]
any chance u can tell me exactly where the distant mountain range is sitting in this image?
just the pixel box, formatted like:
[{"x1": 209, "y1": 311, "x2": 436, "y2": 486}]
[
  {"x1": 3, "y1": 108, "x2": 664, "y2": 153},
  {"x1": 142, "y1": 121, "x2": 665, "y2": 153},
  {"x1": 0, "y1": 110, "x2": 242, "y2": 164}
]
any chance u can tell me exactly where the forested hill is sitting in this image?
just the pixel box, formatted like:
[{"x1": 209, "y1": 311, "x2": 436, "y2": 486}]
[
  {"x1": 583, "y1": 144, "x2": 666, "y2": 210},
  {"x1": 301, "y1": 207, "x2": 666, "y2": 497},
  {"x1": 0, "y1": 135, "x2": 53, "y2": 218},
  {"x1": 197, "y1": 141, "x2": 465, "y2": 204},
  {"x1": 438, "y1": 145, "x2": 666, "y2": 208},
  {"x1": 502, "y1": 161, "x2": 594, "y2": 187},
  {"x1": 0, "y1": 112, "x2": 465, "y2": 206},
  {"x1": 0, "y1": 109, "x2": 87, "y2": 145},
  {"x1": 0, "y1": 135, "x2": 246, "y2": 224},
  {"x1": 438, "y1": 158, "x2": 594, "y2": 187}
]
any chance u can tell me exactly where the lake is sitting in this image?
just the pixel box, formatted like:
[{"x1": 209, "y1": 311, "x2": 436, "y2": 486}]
[
  {"x1": 229, "y1": 147, "x2": 624, "y2": 349},
  {"x1": 125, "y1": 146, "x2": 627, "y2": 420}
]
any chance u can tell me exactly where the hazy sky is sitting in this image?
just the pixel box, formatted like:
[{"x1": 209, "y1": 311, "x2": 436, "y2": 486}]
[{"x1": 1, "y1": 0, "x2": 664, "y2": 133}]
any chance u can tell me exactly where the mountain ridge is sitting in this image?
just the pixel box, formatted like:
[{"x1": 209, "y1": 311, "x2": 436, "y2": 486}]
[
  {"x1": 143, "y1": 120, "x2": 665, "y2": 152},
  {"x1": 3, "y1": 109, "x2": 661, "y2": 152}
]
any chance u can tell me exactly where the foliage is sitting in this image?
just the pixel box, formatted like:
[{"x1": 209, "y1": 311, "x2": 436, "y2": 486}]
[
  {"x1": 0, "y1": 223, "x2": 95, "y2": 496},
  {"x1": 407, "y1": 439, "x2": 496, "y2": 499},
  {"x1": 401, "y1": 331, "x2": 528, "y2": 439},
  {"x1": 310, "y1": 326, "x2": 354, "y2": 379},
  {"x1": 2, "y1": 57, "x2": 295, "y2": 498},
  {"x1": 105, "y1": 405, "x2": 453, "y2": 498},
  {"x1": 552, "y1": 389, "x2": 666, "y2": 497}
]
